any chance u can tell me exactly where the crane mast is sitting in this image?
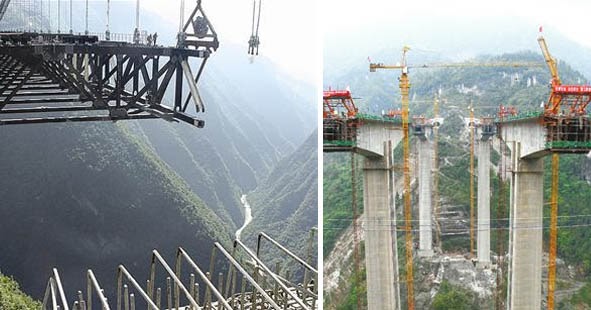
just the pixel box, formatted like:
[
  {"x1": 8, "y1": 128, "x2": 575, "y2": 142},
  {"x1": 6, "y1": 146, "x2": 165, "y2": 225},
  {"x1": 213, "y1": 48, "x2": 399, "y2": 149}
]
[
  {"x1": 370, "y1": 46, "x2": 416, "y2": 310},
  {"x1": 537, "y1": 32, "x2": 563, "y2": 310},
  {"x1": 398, "y1": 46, "x2": 416, "y2": 310}
]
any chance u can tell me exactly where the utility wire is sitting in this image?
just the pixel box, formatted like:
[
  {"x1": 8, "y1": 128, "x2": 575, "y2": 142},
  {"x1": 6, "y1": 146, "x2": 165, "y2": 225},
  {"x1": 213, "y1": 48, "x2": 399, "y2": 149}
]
[
  {"x1": 324, "y1": 222, "x2": 591, "y2": 232},
  {"x1": 325, "y1": 213, "x2": 591, "y2": 222}
]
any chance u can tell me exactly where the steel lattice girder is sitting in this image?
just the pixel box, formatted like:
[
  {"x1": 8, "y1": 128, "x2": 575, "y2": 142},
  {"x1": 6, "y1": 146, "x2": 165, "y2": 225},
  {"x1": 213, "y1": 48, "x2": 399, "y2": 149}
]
[
  {"x1": 0, "y1": 40, "x2": 211, "y2": 127},
  {"x1": 0, "y1": 0, "x2": 219, "y2": 127}
]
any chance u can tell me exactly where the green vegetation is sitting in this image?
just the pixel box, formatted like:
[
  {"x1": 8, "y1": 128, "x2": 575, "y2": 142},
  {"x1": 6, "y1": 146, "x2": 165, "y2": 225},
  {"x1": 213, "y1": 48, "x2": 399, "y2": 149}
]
[
  {"x1": 118, "y1": 123, "x2": 232, "y2": 246},
  {"x1": 0, "y1": 122, "x2": 233, "y2": 296},
  {"x1": 543, "y1": 155, "x2": 591, "y2": 276},
  {"x1": 323, "y1": 153, "x2": 363, "y2": 256},
  {"x1": 336, "y1": 267, "x2": 367, "y2": 310},
  {"x1": 0, "y1": 273, "x2": 40, "y2": 309},
  {"x1": 431, "y1": 280, "x2": 478, "y2": 310},
  {"x1": 325, "y1": 51, "x2": 591, "y2": 307},
  {"x1": 244, "y1": 131, "x2": 318, "y2": 278},
  {"x1": 566, "y1": 281, "x2": 591, "y2": 308}
]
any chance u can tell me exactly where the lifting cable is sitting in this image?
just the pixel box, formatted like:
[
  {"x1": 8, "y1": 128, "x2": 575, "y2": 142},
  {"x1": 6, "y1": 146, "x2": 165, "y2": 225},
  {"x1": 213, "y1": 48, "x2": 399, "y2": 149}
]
[{"x1": 248, "y1": 0, "x2": 262, "y2": 55}]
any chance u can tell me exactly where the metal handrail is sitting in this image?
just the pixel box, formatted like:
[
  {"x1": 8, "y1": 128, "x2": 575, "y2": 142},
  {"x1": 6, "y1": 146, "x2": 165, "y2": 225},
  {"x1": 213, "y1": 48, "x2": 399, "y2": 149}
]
[
  {"x1": 148, "y1": 249, "x2": 199, "y2": 310},
  {"x1": 41, "y1": 269, "x2": 70, "y2": 310},
  {"x1": 234, "y1": 239, "x2": 309, "y2": 310},
  {"x1": 175, "y1": 247, "x2": 233, "y2": 310},
  {"x1": 212, "y1": 242, "x2": 281, "y2": 309},
  {"x1": 87, "y1": 269, "x2": 110, "y2": 310},
  {"x1": 256, "y1": 232, "x2": 317, "y2": 275},
  {"x1": 116, "y1": 265, "x2": 158, "y2": 310},
  {"x1": 256, "y1": 230, "x2": 318, "y2": 305},
  {"x1": 53, "y1": 268, "x2": 70, "y2": 310}
]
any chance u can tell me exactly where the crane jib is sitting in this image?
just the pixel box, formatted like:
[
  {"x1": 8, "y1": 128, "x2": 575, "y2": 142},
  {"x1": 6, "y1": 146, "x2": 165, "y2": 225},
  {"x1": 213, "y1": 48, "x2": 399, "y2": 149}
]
[
  {"x1": 554, "y1": 85, "x2": 591, "y2": 94},
  {"x1": 323, "y1": 90, "x2": 352, "y2": 99}
]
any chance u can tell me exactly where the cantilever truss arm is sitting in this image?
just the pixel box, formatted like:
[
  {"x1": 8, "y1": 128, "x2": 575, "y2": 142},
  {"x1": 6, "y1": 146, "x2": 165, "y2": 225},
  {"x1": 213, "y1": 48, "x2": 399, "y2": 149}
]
[{"x1": 0, "y1": 39, "x2": 213, "y2": 127}]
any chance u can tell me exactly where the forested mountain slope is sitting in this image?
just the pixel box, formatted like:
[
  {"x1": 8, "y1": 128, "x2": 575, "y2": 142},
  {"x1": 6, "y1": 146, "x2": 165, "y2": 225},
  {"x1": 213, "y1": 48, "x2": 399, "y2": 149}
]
[
  {"x1": 0, "y1": 123, "x2": 231, "y2": 299},
  {"x1": 324, "y1": 51, "x2": 591, "y2": 308}
]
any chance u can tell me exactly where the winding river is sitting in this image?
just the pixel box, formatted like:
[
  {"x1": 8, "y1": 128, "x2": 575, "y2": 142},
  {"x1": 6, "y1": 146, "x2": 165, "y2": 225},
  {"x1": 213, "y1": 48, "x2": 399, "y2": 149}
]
[{"x1": 235, "y1": 194, "x2": 253, "y2": 240}]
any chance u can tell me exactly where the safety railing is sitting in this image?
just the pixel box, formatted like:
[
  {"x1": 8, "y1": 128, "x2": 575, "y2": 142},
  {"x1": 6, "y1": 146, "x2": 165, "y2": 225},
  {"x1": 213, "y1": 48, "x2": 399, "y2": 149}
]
[
  {"x1": 41, "y1": 231, "x2": 317, "y2": 309},
  {"x1": 232, "y1": 239, "x2": 311, "y2": 310},
  {"x1": 495, "y1": 110, "x2": 544, "y2": 122},
  {"x1": 357, "y1": 112, "x2": 403, "y2": 124},
  {"x1": 42, "y1": 269, "x2": 70, "y2": 310},
  {"x1": 256, "y1": 230, "x2": 318, "y2": 309}
]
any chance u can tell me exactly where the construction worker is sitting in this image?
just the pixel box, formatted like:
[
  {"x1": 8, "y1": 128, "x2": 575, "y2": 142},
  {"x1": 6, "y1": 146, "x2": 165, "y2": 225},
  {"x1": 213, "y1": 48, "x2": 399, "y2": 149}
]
[
  {"x1": 146, "y1": 34, "x2": 152, "y2": 46},
  {"x1": 153, "y1": 32, "x2": 158, "y2": 46},
  {"x1": 133, "y1": 28, "x2": 140, "y2": 44}
]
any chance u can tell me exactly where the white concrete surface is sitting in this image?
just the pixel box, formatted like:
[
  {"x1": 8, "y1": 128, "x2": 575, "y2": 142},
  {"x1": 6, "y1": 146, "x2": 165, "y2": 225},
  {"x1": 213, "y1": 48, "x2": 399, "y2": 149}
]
[
  {"x1": 418, "y1": 138, "x2": 434, "y2": 257},
  {"x1": 477, "y1": 139, "x2": 491, "y2": 266}
]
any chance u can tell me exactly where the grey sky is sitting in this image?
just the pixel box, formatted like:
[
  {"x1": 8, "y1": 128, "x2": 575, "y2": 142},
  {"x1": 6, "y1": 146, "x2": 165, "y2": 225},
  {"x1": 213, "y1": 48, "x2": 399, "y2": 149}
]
[
  {"x1": 142, "y1": 0, "x2": 319, "y2": 83},
  {"x1": 323, "y1": 0, "x2": 591, "y2": 50}
]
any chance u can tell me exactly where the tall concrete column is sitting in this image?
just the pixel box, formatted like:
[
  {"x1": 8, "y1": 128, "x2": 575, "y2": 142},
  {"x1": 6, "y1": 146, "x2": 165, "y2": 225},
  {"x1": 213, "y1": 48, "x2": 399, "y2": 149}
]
[
  {"x1": 509, "y1": 156, "x2": 544, "y2": 310},
  {"x1": 417, "y1": 139, "x2": 434, "y2": 257},
  {"x1": 388, "y1": 148, "x2": 402, "y2": 310},
  {"x1": 363, "y1": 146, "x2": 396, "y2": 310},
  {"x1": 477, "y1": 139, "x2": 491, "y2": 266}
]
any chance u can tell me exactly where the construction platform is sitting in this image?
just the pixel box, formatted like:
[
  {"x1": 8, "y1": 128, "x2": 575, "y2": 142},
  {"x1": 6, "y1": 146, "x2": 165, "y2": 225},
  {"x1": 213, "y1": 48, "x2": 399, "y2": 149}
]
[
  {"x1": 42, "y1": 232, "x2": 318, "y2": 310},
  {"x1": 323, "y1": 113, "x2": 402, "y2": 157},
  {"x1": 0, "y1": 2, "x2": 218, "y2": 127},
  {"x1": 496, "y1": 112, "x2": 591, "y2": 157}
]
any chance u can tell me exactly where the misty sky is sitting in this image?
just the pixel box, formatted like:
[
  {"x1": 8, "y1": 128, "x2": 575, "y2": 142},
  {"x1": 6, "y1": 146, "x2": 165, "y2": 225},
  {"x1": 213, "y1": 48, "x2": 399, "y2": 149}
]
[
  {"x1": 140, "y1": 0, "x2": 319, "y2": 83},
  {"x1": 323, "y1": 0, "x2": 591, "y2": 50}
]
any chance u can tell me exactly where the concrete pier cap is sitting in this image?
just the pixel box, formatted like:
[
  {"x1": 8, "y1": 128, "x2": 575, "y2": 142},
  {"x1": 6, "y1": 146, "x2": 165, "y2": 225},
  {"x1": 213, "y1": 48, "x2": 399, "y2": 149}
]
[
  {"x1": 500, "y1": 117, "x2": 547, "y2": 159},
  {"x1": 356, "y1": 118, "x2": 403, "y2": 157}
]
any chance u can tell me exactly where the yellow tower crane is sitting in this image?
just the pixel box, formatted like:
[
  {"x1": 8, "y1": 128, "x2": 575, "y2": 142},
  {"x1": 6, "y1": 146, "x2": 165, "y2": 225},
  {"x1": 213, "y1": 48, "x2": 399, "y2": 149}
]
[
  {"x1": 538, "y1": 32, "x2": 561, "y2": 310},
  {"x1": 370, "y1": 46, "x2": 415, "y2": 310},
  {"x1": 537, "y1": 35, "x2": 561, "y2": 115},
  {"x1": 370, "y1": 49, "x2": 542, "y2": 310}
]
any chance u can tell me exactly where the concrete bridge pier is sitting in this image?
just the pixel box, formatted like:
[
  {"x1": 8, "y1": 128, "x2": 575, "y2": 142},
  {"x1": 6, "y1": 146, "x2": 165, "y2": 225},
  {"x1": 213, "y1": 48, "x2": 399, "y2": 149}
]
[
  {"x1": 477, "y1": 137, "x2": 492, "y2": 267},
  {"x1": 356, "y1": 119, "x2": 403, "y2": 310},
  {"x1": 501, "y1": 118, "x2": 547, "y2": 309},
  {"x1": 509, "y1": 154, "x2": 544, "y2": 309},
  {"x1": 363, "y1": 145, "x2": 396, "y2": 310},
  {"x1": 417, "y1": 138, "x2": 434, "y2": 257}
]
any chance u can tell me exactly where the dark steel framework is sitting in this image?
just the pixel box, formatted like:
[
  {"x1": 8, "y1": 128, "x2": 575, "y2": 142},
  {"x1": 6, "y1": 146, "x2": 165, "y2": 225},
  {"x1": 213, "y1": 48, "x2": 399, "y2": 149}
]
[
  {"x1": 0, "y1": 2, "x2": 218, "y2": 127},
  {"x1": 544, "y1": 115, "x2": 591, "y2": 152},
  {"x1": 0, "y1": 0, "x2": 10, "y2": 21},
  {"x1": 42, "y1": 231, "x2": 318, "y2": 310}
]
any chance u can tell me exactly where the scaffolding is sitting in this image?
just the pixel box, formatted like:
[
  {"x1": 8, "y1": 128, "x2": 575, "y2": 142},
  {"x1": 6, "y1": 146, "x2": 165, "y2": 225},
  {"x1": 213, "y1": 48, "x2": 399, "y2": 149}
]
[
  {"x1": 323, "y1": 89, "x2": 360, "y2": 149},
  {"x1": 42, "y1": 232, "x2": 318, "y2": 310},
  {"x1": 545, "y1": 116, "x2": 591, "y2": 150},
  {"x1": 323, "y1": 118, "x2": 358, "y2": 146}
]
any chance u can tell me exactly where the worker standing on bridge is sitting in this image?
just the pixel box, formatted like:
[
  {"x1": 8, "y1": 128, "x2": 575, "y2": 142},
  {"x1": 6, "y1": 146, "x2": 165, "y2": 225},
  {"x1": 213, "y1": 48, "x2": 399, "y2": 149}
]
[
  {"x1": 153, "y1": 32, "x2": 158, "y2": 46},
  {"x1": 147, "y1": 34, "x2": 152, "y2": 46},
  {"x1": 133, "y1": 28, "x2": 140, "y2": 44}
]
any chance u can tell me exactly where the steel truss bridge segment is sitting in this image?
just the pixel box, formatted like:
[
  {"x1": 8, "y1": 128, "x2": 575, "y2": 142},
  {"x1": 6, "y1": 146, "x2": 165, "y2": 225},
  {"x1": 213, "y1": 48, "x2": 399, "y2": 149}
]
[
  {"x1": 0, "y1": 0, "x2": 10, "y2": 22},
  {"x1": 42, "y1": 232, "x2": 318, "y2": 310},
  {"x1": 0, "y1": 1, "x2": 219, "y2": 127}
]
